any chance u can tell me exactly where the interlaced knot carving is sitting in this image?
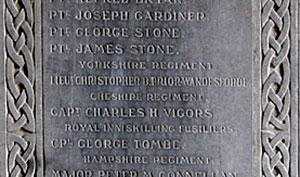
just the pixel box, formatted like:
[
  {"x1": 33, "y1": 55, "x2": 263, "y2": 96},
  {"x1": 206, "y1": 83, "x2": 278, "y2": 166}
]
[
  {"x1": 5, "y1": 0, "x2": 36, "y2": 176},
  {"x1": 261, "y1": 0, "x2": 291, "y2": 176},
  {"x1": 2, "y1": 0, "x2": 294, "y2": 176}
]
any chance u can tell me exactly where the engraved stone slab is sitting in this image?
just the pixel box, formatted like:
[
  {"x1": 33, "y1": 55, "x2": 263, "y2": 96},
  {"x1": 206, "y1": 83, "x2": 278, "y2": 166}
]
[{"x1": 0, "y1": 0, "x2": 299, "y2": 177}]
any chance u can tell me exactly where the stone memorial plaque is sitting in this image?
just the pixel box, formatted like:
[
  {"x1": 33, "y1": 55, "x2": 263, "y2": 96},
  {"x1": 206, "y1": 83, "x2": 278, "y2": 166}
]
[{"x1": 0, "y1": 0, "x2": 299, "y2": 176}]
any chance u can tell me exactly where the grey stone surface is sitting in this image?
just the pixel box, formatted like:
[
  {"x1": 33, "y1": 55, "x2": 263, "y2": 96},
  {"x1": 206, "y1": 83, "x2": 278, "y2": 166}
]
[{"x1": 0, "y1": 0, "x2": 299, "y2": 177}]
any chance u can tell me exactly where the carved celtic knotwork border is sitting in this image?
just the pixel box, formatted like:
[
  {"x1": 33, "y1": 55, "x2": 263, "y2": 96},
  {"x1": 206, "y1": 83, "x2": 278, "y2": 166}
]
[
  {"x1": 1, "y1": 0, "x2": 298, "y2": 176},
  {"x1": 260, "y1": 0, "x2": 297, "y2": 176},
  {"x1": 3, "y1": 0, "x2": 42, "y2": 176}
]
